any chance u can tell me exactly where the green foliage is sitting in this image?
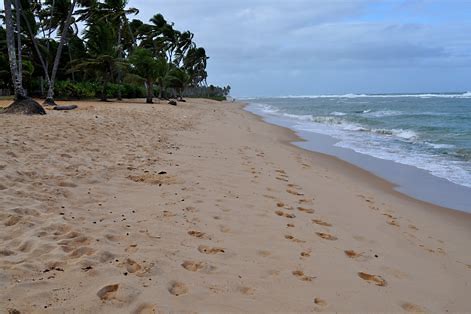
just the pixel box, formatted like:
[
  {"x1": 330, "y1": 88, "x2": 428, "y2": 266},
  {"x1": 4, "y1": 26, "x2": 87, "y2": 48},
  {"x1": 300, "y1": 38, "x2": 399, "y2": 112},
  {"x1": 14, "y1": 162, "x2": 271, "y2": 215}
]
[
  {"x1": 0, "y1": 2, "x2": 231, "y2": 101},
  {"x1": 54, "y1": 81, "x2": 98, "y2": 99},
  {"x1": 52, "y1": 81, "x2": 145, "y2": 99}
]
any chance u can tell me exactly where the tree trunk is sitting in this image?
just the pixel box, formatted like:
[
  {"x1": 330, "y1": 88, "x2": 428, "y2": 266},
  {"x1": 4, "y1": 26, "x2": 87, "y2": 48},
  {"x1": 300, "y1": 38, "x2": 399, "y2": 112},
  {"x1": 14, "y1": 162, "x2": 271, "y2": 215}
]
[
  {"x1": 15, "y1": 0, "x2": 22, "y2": 88},
  {"x1": 47, "y1": 0, "x2": 77, "y2": 105},
  {"x1": 146, "y1": 79, "x2": 153, "y2": 103},
  {"x1": 116, "y1": 22, "x2": 122, "y2": 101},
  {"x1": 101, "y1": 78, "x2": 108, "y2": 101},
  {"x1": 4, "y1": 0, "x2": 25, "y2": 99},
  {"x1": 158, "y1": 82, "x2": 163, "y2": 99},
  {"x1": 22, "y1": 8, "x2": 51, "y2": 89}
]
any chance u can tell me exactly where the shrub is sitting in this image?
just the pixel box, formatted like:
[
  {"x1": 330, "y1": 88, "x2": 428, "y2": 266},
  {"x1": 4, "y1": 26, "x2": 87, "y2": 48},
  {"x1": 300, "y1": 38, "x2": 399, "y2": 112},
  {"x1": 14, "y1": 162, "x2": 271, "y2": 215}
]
[{"x1": 55, "y1": 81, "x2": 97, "y2": 99}]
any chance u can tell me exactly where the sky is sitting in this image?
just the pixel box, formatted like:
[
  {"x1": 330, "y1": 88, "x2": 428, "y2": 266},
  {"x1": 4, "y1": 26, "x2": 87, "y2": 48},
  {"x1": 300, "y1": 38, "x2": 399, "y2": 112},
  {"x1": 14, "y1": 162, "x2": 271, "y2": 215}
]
[{"x1": 131, "y1": 0, "x2": 471, "y2": 97}]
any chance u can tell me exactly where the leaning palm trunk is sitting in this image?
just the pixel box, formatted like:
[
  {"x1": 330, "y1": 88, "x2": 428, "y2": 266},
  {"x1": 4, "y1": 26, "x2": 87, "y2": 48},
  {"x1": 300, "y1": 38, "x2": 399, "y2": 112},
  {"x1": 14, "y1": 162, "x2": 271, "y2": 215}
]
[
  {"x1": 21, "y1": 6, "x2": 53, "y2": 94},
  {"x1": 4, "y1": 0, "x2": 25, "y2": 99},
  {"x1": 44, "y1": 0, "x2": 77, "y2": 106}
]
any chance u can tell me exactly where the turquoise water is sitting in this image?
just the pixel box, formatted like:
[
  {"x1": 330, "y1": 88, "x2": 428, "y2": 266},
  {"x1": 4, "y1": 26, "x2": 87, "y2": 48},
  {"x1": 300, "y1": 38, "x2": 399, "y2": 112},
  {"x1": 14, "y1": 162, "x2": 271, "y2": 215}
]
[{"x1": 246, "y1": 93, "x2": 471, "y2": 189}]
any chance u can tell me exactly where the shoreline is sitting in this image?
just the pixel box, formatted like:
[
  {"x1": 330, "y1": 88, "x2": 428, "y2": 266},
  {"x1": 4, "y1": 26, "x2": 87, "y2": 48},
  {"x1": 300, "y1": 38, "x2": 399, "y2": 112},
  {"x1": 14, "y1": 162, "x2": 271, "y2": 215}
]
[
  {"x1": 239, "y1": 102, "x2": 471, "y2": 220},
  {"x1": 1, "y1": 98, "x2": 470, "y2": 312},
  {"x1": 244, "y1": 102, "x2": 471, "y2": 213}
]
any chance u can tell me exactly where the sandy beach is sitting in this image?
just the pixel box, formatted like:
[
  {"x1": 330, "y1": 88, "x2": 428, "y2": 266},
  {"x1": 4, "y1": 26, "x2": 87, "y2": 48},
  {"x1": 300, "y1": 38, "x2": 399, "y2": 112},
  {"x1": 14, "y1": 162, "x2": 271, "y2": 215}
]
[{"x1": 1, "y1": 98, "x2": 470, "y2": 313}]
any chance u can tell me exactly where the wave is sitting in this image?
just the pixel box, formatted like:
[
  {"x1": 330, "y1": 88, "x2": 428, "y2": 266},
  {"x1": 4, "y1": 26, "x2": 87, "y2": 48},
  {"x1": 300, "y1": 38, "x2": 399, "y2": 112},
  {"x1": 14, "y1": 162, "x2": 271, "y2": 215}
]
[
  {"x1": 361, "y1": 110, "x2": 404, "y2": 118},
  {"x1": 424, "y1": 142, "x2": 456, "y2": 149},
  {"x1": 372, "y1": 128, "x2": 418, "y2": 140},
  {"x1": 276, "y1": 92, "x2": 471, "y2": 99},
  {"x1": 330, "y1": 111, "x2": 347, "y2": 116},
  {"x1": 246, "y1": 102, "x2": 471, "y2": 189},
  {"x1": 256, "y1": 103, "x2": 419, "y2": 141}
]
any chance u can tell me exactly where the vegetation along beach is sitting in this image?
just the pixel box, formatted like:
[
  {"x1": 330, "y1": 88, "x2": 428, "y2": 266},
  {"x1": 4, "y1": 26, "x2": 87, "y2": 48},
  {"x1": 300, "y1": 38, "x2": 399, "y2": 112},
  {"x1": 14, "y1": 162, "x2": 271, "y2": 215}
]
[{"x1": 1, "y1": 0, "x2": 470, "y2": 313}]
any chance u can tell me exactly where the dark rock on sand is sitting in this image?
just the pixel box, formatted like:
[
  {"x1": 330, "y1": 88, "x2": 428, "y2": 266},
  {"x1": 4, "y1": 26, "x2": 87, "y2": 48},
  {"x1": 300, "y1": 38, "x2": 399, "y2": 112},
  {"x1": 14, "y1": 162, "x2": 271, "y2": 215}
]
[{"x1": 2, "y1": 98, "x2": 46, "y2": 115}]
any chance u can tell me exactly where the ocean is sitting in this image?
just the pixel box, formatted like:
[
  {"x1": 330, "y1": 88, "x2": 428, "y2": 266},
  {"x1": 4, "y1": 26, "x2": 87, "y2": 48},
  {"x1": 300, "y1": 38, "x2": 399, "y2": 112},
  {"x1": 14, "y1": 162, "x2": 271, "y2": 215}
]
[{"x1": 244, "y1": 93, "x2": 471, "y2": 212}]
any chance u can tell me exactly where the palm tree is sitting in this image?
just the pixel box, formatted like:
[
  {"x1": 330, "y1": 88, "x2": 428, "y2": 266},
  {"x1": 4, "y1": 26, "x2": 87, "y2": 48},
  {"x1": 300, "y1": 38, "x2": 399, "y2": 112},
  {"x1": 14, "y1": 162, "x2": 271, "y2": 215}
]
[
  {"x1": 45, "y1": 0, "x2": 77, "y2": 105},
  {"x1": 168, "y1": 67, "x2": 190, "y2": 99},
  {"x1": 1, "y1": 0, "x2": 45, "y2": 114},
  {"x1": 4, "y1": 0, "x2": 25, "y2": 99},
  {"x1": 174, "y1": 30, "x2": 194, "y2": 67},
  {"x1": 129, "y1": 47, "x2": 160, "y2": 103},
  {"x1": 183, "y1": 46, "x2": 208, "y2": 87},
  {"x1": 154, "y1": 57, "x2": 172, "y2": 99},
  {"x1": 70, "y1": 18, "x2": 125, "y2": 101},
  {"x1": 97, "y1": 0, "x2": 138, "y2": 100}
]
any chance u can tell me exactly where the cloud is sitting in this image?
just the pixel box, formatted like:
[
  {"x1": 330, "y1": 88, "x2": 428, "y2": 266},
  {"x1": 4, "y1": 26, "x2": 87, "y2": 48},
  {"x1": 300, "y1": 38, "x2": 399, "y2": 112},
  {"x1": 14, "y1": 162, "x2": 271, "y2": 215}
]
[{"x1": 130, "y1": 0, "x2": 471, "y2": 96}]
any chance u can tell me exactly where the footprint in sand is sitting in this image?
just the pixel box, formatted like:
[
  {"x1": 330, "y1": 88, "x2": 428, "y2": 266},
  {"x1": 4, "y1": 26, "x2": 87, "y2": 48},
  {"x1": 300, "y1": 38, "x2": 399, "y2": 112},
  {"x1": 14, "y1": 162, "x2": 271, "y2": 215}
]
[
  {"x1": 297, "y1": 207, "x2": 314, "y2": 214},
  {"x1": 300, "y1": 250, "x2": 311, "y2": 258},
  {"x1": 344, "y1": 250, "x2": 362, "y2": 258},
  {"x1": 292, "y1": 270, "x2": 315, "y2": 281},
  {"x1": 316, "y1": 232, "x2": 337, "y2": 241},
  {"x1": 287, "y1": 189, "x2": 304, "y2": 196},
  {"x1": 276, "y1": 176, "x2": 289, "y2": 182},
  {"x1": 97, "y1": 284, "x2": 120, "y2": 301},
  {"x1": 181, "y1": 260, "x2": 216, "y2": 272},
  {"x1": 408, "y1": 224, "x2": 419, "y2": 231},
  {"x1": 276, "y1": 202, "x2": 285, "y2": 208},
  {"x1": 168, "y1": 281, "x2": 188, "y2": 296},
  {"x1": 401, "y1": 302, "x2": 426, "y2": 313},
  {"x1": 298, "y1": 198, "x2": 313, "y2": 204},
  {"x1": 287, "y1": 223, "x2": 295, "y2": 228},
  {"x1": 219, "y1": 225, "x2": 230, "y2": 233},
  {"x1": 125, "y1": 258, "x2": 142, "y2": 273},
  {"x1": 285, "y1": 235, "x2": 306, "y2": 243},
  {"x1": 198, "y1": 245, "x2": 225, "y2": 254},
  {"x1": 358, "y1": 272, "x2": 387, "y2": 286},
  {"x1": 188, "y1": 230, "x2": 210, "y2": 239},
  {"x1": 312, "y1": 219, "x2": 332, "y2": 227},
  {"x1": 275, "y1": 210, "x2": 296, "y2": 219},
  {"x1": 257, "y1": 250, "x2": 271, "y2": 257},
  {"x1": 314, "y1": 297, "x2": 328, "y2": 307},
  {"x1": 239, "y1": 286, "x2": 255, "y2": 295},
  {"x1": 133, "y1": 304, "x2": 157, "y2": 314}
]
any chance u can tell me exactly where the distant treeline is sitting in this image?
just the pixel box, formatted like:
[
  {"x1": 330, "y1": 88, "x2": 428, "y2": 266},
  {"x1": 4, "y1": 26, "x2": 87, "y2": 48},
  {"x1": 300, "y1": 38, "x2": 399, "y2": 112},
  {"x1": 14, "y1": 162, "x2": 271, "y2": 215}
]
[{"x1": 0, "y1": 0, "x2": 230, "y2": 105}]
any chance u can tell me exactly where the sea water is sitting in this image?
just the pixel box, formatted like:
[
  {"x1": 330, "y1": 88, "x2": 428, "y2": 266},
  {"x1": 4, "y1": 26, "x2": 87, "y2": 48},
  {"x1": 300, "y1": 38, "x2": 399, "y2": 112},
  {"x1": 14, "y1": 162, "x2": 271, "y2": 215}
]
[{"x1": 245, "y1": 93, "x2": 471, "y2": 211}]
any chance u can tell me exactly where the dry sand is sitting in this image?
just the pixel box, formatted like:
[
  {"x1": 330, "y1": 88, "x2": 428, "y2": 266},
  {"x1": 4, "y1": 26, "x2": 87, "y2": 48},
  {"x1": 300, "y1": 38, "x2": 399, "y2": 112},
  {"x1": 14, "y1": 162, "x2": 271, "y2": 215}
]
[{"x1": 0, "y1": 98, "x2": 470, "y2": 313}]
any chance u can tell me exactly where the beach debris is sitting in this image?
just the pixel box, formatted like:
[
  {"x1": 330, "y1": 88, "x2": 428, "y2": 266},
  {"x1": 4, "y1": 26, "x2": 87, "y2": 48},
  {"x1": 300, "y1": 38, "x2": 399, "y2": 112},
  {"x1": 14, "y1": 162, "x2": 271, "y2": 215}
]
[
  {"x1": 158, "y1": 171, "x2": 167, "y2": 175},
  {"x1": 53, "y1": 105, "x2": 78, "y2": 111},
  {"x1": 168, "y1": 100, "x2": 177, "y2": 106}
]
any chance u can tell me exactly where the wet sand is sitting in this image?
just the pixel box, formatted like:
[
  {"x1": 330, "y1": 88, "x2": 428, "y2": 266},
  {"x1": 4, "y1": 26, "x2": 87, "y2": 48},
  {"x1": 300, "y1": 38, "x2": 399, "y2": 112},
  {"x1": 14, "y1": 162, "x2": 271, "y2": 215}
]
[{"x1": 0, "y1": 98, "x2": 470, "y2": 313}]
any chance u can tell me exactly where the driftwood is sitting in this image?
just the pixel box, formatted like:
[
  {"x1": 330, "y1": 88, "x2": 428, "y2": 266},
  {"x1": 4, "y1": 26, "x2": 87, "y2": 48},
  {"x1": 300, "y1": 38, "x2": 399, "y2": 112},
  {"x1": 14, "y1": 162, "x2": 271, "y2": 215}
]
[
  {"x1": 53, "y1": 105, "x2": 78, "y2": 111},
  {"x1": 168, "y1": 100, "x2": 177, "y2": 106},
  {"x1": 1, "y1": 98, "x2": 46, "y2": 115}
]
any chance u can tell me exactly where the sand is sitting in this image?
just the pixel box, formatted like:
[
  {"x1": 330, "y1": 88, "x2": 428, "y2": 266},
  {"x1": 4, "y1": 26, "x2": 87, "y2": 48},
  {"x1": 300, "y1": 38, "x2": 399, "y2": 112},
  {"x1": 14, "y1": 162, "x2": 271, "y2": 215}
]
[{"x1": 0, "y1": 98, "x2": 470, "y2": 313}]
